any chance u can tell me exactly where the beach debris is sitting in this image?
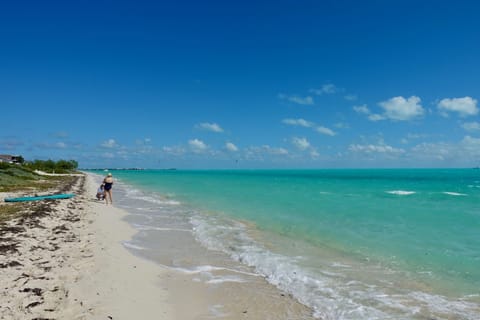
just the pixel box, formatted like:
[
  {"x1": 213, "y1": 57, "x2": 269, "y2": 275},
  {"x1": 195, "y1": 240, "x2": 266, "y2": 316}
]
[
  {"x1": 0, "y1": 260, "x2": 23, "y2": 268},
  {"x1": 24, "y1": 299, "x2": 43, "y2": 309},
  {"x1": 0, "y1": 175, "x2": 91, "y2": 319},
  {"x1": 20, "y1": 287, "x2": 43, "y2": 296}
]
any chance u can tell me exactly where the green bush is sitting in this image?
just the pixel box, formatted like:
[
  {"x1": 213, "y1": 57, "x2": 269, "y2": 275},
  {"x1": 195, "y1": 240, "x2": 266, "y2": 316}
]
[
  {"x1": 24, "y1": 159, "x2": 79, "y2": 173},
  {"x1": 0, "y1": 162, "x2": 11, "y2": 170}
]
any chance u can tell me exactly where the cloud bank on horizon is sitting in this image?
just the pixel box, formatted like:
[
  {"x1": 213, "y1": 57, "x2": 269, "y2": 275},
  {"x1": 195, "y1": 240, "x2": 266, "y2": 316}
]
[
  {"x1": 1, "y1": 1, "x2": 479, "y2": 168},
  {"x1": 4, "y1": 89, "x2": 478, "y2": 169}
]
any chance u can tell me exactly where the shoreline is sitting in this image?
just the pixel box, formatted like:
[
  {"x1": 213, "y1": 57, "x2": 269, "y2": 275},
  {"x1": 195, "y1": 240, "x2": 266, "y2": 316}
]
[
  {"x1": 86, "y1": 173, "x2": 315, "y2": 319},
  {"x1": 5, "y1": 169, "x2": 479, "y2": 319},
  {"x1": 87, "y1": 169, "x2": 480, "y2": 320},
  {"x1": 1, "y1": 172, "x2": 314, "y2": 319},
  {"x1": 66, "y1": 174, "x2": 173, "y2": 319},
  {"x1": 0, "y1": 174, "x2": 174, "y2": 319}
]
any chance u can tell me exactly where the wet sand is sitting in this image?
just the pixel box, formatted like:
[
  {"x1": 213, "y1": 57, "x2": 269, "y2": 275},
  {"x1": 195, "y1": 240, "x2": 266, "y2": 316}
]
[{"x1": 0, "y1": 173, "x2": 314, "y2": 319}]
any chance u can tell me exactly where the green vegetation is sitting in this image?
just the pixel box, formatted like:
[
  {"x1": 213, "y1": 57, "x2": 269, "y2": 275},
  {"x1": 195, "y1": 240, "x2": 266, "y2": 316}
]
[
  {"x1": 1, "y1": 165, "x2": 39, "y2": 192},
  {"x1": 0, "y1": 202, "x2": 30, "y2": 222},
  {"x1": 0, "y1": 159, "x2": 80, "y2": 223},
  {"x1": 0, "y1": 162, "x2": 75, "y2": 192},
  {"x1": 23, "y1": 159, "x2": 79, "y2": 174}
]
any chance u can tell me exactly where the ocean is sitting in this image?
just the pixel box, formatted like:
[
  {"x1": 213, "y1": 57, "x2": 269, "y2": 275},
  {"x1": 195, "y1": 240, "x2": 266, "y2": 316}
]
[{"x1": 91, "y1": 169, "x2": 480, "y2": 319}]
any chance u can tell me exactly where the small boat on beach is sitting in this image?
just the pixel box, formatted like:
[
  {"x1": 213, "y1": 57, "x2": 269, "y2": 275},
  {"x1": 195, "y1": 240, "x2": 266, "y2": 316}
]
[{"x1": 4, "y1": 193, "x2": 76, "y2": 202}]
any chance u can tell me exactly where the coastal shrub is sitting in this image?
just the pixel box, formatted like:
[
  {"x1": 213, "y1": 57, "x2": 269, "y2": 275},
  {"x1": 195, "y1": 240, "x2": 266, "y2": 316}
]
[
  {"x1": 24, "y1": 159, "x2": 79, "y2": 173},
  {"x1": 0, "y1": 162, "x2": 11, "y2": 170},
  {"x1": 0, "y1": 165, "x2": 68, "y2": 192},
  {"x1": 0, "y1": 166, "x2": 37, "y2": 191}
]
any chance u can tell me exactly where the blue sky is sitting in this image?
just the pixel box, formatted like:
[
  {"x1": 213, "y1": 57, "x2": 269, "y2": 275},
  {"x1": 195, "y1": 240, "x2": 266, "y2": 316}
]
[{"x1": 1, "y1": 0, "x2": 480, "y2": 168}]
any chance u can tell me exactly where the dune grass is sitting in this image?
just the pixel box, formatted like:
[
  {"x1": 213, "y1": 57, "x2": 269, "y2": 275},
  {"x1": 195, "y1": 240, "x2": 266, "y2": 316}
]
[
  {"x1": 0, "y1": 163, "x2": 80, "y2": 222},
  {"x1": 0, "y1": 163, "x2": 66, "y2": 192}
]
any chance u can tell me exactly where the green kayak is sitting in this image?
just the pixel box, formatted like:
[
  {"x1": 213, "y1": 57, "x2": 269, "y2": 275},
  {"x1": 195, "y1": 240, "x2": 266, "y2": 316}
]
[{"x1": 4, "y1": 193, "x2": 76, "y2": 202}]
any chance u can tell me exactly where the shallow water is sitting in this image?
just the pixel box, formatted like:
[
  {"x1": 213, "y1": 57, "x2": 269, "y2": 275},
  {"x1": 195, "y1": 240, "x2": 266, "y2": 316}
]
[{"x1": 91, "y1": 169, "x2": 480, "y2": 319}]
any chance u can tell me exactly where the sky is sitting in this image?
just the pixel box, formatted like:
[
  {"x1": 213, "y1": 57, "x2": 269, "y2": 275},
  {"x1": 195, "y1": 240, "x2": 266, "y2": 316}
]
[{"x1": 1, "y1": 0, "x2": 480, "y2": 169}]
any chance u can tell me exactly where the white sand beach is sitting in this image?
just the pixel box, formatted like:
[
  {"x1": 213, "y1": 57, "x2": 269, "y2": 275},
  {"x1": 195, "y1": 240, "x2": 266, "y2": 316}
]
[
  {"x1": 0, "y1": 174, "x2": 173, "y2": 319},
  {"x1": 0, "y1": 174, "x2": 313, "y2": 319}
]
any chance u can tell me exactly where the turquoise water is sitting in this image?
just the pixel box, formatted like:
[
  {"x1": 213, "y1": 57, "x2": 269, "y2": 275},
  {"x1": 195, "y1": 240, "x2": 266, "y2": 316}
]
[{"x1": 95, "y1": 169, "x2": 480, "y2": 319}]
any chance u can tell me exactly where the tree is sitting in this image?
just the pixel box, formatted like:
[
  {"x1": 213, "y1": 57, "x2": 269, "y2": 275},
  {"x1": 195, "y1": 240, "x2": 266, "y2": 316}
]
[
  {"x1": 25, "y1": 159, "x2": 78, "y2": 173},
  {"x1": 14, "y1": 155, "x2": 24, "y2": 164}
]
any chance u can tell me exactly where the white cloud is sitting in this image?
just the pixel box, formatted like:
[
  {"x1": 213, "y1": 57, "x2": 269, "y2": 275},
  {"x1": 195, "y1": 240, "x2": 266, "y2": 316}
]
[
  {"x1": 101, "y1": 139, "x2": 118, "y2": 148},
  {"x1": 410, "y1": 136, "x2": 480, "y2": 163},
  {"x1": 282, "y1": 118, "x2": 314, "y2": 127},
  {"x1": 196, "y1": 122, "x2": 224, "y2": 133},
  {"x1": 162, "y1": 146, "x2": 186, "y2": 156},
  {"x1": 247, "y1": 145, "x2": 289, "y2": 157},
  {"x1": 316, "y1": 126, "x2": 336, "y2": 136},
  {"x1": 292, "y1": 137, "x2": 310, "y2": 151},
  {"x1": 225, "y1": 142, "x2": 238, "y2": 152},
  {"x1": 135, "y1": 145, "x2": 154, "y2": 154},
  {"x1": 334, "y1": 122, "x2": 349, "y2": 129},
  {"x1": 268, "y1": 146, "x2": 289, "y2": 155},
  {"x1": 35, "y1": 142, "x2": 69, "y2": 150},
  {"x1": 344, "y1": 94, "x2": 358, "y2": 101},
  {"x1": 437, "y1": 97, "x2": 478, "y2": 117},
  {"x1": 245, "y1": 145, "x2": 289, "y2": 161},
  {"x1": 410, "y1": 142, "x2": 451, "y2": 161},
  {"x1": 188, "y1": 139, "x2": 208, "y2": 153},
  {"x1": 400, "y1": 133, "x2": 429, "y2": 144},
  {"x1": 310, "y1": 149, "x2": 320, "y2": 158},
  {"x1": 461, "y1": 135, "x2": 480, "y2": 150},
  {"x1": 353, "y1": 104, "x2": 370, "y2": 114},
  {"x1": 310, "y1": 84, "x2": 338, "y2": 95},
  {"x1": 377, "y1": 96, "x2": 424, "y2": 121},
  {"x1": 349, "y1": 143, "x2": 405, "y2": 154},
  {"x1": 462, "y1": 121, "x2": 480, "y2": 132},
  {"x1": 133, "y1": 138, "x2": 154, "y2": 154},
  {"x1": 283, "y1": 118, "x2": 336, "y2": 136},
  {"x1": 279, "y1": 94, "x2": 314, "y2": 105},
  {"x1": 291, "y1": 96, "x2": 314, "y2": 105},
  {"x1": 368, "y1": 114, "x2": 386, "y2": 121}
]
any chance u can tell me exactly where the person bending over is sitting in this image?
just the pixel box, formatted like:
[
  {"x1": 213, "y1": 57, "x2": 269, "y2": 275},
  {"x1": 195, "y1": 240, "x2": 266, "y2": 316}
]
[{"x1": 96, "y1": 184, "x2": 105, "y2": 200}]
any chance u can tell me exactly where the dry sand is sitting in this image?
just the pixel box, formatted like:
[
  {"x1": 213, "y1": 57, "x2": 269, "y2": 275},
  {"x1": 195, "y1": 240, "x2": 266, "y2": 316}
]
[
  {"x1": 1, "y1": 175, "x2": 91, "y2": 319},
  {"x1": 64, "y1": 175, "x2": 174, "y2": 320},
  {"x1": 0, "y1": 174, "x2": 172, "y2": 320},
  {"x1": 1, "y1": 173, "x2": 314, "y2": 320}
]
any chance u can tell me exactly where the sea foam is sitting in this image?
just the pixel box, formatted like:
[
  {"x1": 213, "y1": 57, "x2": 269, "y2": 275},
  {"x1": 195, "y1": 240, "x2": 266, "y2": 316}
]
[
  {"x1": 122, "y1": 241, "x2": 147, "y2": 251},
  {"x1": 442, "y1": 192, "x2": 467, "y2": 196},
  {"x1": 99, "y1": 170, "x2": 480, "y2": 320},
  {"x1": 386, "y1": 190, "x2": 416, "y2": 195},
  {"x1": 189, "y1": 205, "x2": 480, "y2": 320}
]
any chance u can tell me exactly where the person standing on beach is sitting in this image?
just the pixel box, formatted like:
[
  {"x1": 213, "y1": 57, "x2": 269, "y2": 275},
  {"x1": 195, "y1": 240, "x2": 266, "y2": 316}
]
[{"x1": 103, "y1": 173, "x2": 114, "y2": 205}]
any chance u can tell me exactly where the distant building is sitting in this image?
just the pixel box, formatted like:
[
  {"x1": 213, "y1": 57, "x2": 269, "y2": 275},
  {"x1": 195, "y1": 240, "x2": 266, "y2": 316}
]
[{"x1": 0, "y1": 154, "x2": 22, "y2": 164}]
